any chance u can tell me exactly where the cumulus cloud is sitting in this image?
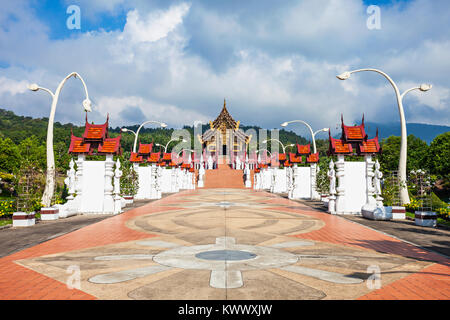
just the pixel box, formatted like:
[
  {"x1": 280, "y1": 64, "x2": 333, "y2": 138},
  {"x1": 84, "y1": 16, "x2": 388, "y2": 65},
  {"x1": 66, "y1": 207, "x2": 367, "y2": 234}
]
[
  {"x1": 121, "y1": 3, "x2": 191, "y2": 43},
  {"x1": 0, "y1": 0, "x2": 448, "y2": 133},
  {"x1": 0, "y1": 77, "x2": 29, "y2": 96}
]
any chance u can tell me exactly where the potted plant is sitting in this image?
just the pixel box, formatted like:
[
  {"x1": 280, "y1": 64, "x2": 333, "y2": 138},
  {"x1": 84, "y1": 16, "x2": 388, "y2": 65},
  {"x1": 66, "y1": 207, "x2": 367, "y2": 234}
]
[{"x1": 120, "y1": 162, "x2": 139, "y2": 204}]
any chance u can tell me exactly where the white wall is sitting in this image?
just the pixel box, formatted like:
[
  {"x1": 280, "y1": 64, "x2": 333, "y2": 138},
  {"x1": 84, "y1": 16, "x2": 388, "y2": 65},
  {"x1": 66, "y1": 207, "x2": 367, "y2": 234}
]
[
  {"x1": 80, "y1": 161, "x2": 105, "y2": 213},
  {"x1": 344, "y1": 161, "x2": 366, "y2": 213},
  {"x1": 297, "y1": 167, "x2": 311, "y2": 199},
  {"x1": 135, "y1": 166, "x2": 152, "y2": 199},
  {"x1": 161, "y1": 168, "x2": 172, "y2": 193}
]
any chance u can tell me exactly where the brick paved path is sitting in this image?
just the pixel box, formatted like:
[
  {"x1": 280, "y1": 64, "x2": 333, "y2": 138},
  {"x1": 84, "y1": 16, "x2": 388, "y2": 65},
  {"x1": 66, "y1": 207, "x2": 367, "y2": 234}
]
[{"x1": 0, "y1": 189, "x2": 448, "y2": 300}]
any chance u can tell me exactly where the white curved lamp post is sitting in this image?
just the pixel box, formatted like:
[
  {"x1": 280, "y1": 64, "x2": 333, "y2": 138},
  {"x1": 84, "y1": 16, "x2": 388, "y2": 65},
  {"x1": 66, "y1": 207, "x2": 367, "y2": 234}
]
[
  {"x1": 156, "y1": 138, "x2": 187, "y2": 153},
  {"x1": 256, "y1": 149, "x2": 273, "y2": 156},
  {"x1": 123, "y1": 120, "x2": 167, "y2": 153},
  {"x1": 336, "y1": 68, "x2": 432, "y2": 204},
  {"x1": 281, "y1": 120, "x2": 329, "y2": 154},
  {"x1": 121, "y1": 128, "x2": 137, "y2": 150},
  {"x1": 178, "y1": 149, "x2": 195, "y2": 156},
  {"x1": 262, "y1": 139, "x2": 294, "y2": 154},
  {"x1": 28, "y1": 72, "x2": 92, "y2": 207}
]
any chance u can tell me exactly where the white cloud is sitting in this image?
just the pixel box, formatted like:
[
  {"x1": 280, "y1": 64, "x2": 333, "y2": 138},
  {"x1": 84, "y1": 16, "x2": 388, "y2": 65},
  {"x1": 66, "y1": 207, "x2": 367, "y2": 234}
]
[
  {"x1": 121, "y1": 3, "x2": 191, "y2": 44},
  {"x1": 0, "y1": 0, "x2": 449, "y2": 132},
  {"x1": 0, "y1": 77, "x2": 29, "y2": 96}
]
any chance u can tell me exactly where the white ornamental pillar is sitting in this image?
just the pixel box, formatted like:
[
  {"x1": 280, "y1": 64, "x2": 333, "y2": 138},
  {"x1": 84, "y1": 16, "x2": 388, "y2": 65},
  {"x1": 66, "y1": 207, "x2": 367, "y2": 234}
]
[
  {"x1": 374, "y1": 160, "x2": 384, "y2": 207},
  {"x1": 362, "y1": 155, "x2": 377, "y2": 212},
  {"x1": 244, "y1": 162, "x2": 251, "y2": 188},
  {"x1": 335, "y1": 155, "x2": 346, "y2": 214},
  {"x1": 291, "y1": 166, "x2": 301, "y2": 199},
  {"x1": 113, "y1": 159, "x2": 123, "y2": 214},
  {"x1": 198, "y1": 162, "x2": 205, "y2": 188},
  {"x1": 310, "y1": 163, "x2": 320, "y2": 200},
  {"x1": 66, "y1": 159, "x2": 76, "y2": 200},
  {"x1": 270, "y1": 168, "x2": 276, "y2": 193},
  {"x1": 103, "y1": 154, "x2": 115, "y2": 213},
  {"x1": 74, "y1": 154, "x2": 85, "y2": 212},
  {"x1": 327, "y1": 160, "x2": 336, "y2": 214}
]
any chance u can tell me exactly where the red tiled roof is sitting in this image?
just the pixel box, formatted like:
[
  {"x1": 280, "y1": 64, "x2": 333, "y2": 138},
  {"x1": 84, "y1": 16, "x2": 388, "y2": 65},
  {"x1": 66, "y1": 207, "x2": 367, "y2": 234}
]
[
  {"x1": 297, "y1": 144, "x2": 311, "y2": 155},
  {"x1": 147, "y1": 152, "x2": 160, "y2": 163},
  {"x1": 69, "y1": 135, "x2": 90, "y2": 154},
  {"x1": 289, "y1": 153, "x2": 302, "y2": 163},
  {"x1": 306, "y1": 153, "x2": 319, "y2": 163},
  {"x1": 341, "y1": 115, "x2": 367, "y2": 141},
  {"x1": 343, "y1": 125, "x2": 366, "y2": 141},
  {"x1": 138, "y1": 143, "x2": 153, "y2": 155},
  {"x1": 83, "y1": 121, "x2": 108, "y2": 141},
  {"x1": 162, "y1": 153, "x2": 172, "y2": 161},
  {"x1": 130, "y1": 152, "x2": 143, "y2": 163},
  {"x1": 329, "y1": 137, "x2": 353, "y2": 154},
  {"x1": 284, "y1": 160, "x2": 291, "y2": 167},
  {"x1": 359, "y1": 137, "x2": 381, "y2": 154},
  {"x1": 279, "y1": 153, "x2": 287, "y2": 161},
  {"x1": 98, "y1": 136, "x2": 121, "y2": 155}
]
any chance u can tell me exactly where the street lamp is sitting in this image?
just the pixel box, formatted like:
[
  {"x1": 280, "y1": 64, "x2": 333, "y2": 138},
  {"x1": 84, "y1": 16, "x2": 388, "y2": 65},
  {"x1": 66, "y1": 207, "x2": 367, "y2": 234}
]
[
  {"x1": 336, "y1": 68, "x2": 432, "y2": 204},
  {"x1": 123, "y1": 120, "x2": 167, "y2": 153},
  {"x1": 121, "y1": 127, "x2": 137, "y2": 138},
  {"x1": 281, "y1": 120, "x2": 329, "y2": 154},
  {"x1": 156, "y1": 137, "x2": 187, "y2": 153},
  {"x1": 256, "y1": 149, "x2": 273, "y2": 156},
  {"x1": 28, "y1": 72, "x2": 91, "y2": 207},
  {"x1": 262, "y1": 139, "x2": 294, "y2": 154},
  {"x1": 178, "y1": 149, "x2": 195, "y2": 156}
]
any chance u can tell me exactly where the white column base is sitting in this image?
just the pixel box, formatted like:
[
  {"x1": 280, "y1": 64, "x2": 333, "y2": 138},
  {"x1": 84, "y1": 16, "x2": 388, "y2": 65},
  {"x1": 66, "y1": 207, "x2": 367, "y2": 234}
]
[
  {"x1": 13, "y1": 212, "x2": 35, "y2": 227},
  {"x1": 40, "y1": 207, "x2": 59, "y2": 221}
]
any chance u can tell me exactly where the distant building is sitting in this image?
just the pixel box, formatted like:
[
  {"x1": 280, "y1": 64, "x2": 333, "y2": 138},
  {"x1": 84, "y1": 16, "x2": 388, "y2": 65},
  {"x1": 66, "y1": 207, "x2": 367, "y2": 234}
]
[{"x1": 199, "y1": 99, "x2": 251, "y2": 156}]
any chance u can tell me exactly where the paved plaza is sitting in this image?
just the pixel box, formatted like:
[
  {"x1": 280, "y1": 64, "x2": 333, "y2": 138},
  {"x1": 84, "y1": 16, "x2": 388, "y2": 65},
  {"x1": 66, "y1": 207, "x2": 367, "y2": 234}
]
[{"x1": 0, "y1": 188, "x2": 449, "y2": 300}]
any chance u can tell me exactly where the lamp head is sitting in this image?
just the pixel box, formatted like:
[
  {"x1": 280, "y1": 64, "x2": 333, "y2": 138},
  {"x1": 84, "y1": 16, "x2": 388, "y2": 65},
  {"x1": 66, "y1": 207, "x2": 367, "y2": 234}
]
[
  {"x1": 181, "y1": 138, "x2": 187, "y2": 143},
  {"x1": 121, "y1": 128, "x2": 128, "y2": 132},
  {"x1": 281, "y1": 122, "x2": 288, "y2": 127},
  {"x1": 336, "y1": 72, "x2": 351, "y2": 80},
  {"x1": 262, "y1": 140, "x2": 268, "y2": 144},
  {"x1": 28, "y1": 83, "x2": 39, "y2": 91},
  {"x1": 160, "y1": 122, "x2": 168, "y2": 128},
  {"x1": 419, "y1": 84, "x2": 432, "y2": 92},
  {"x1": 323, "y1": 127, "x2": 330, "y2": 132},
  {"x1": 82, "y1": 99, "x2": 92, "y2": 112}
]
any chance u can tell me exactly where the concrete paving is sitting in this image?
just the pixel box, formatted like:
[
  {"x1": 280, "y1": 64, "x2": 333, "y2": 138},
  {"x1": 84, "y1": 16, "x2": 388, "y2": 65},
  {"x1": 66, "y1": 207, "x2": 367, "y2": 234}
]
[
  {"x1": 295, "y1": 198, "x2": 450, "y2": 258},
  {"x1": 0, "y1": 189, "x2": 448, "y2": 300},
  {"x1": 0, "y1": 199, "x2": 162, "y2": 259}
]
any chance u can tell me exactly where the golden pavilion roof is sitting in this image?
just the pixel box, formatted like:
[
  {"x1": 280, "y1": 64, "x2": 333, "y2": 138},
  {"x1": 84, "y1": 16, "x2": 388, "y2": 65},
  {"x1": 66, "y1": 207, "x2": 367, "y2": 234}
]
[{"x1": 210, "y1": 99, "x2": 240, "y2": 131}]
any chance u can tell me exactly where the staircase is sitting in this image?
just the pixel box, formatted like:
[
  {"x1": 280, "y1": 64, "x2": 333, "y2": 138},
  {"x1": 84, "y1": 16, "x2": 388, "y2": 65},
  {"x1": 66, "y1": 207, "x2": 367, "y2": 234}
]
[{"x1": 203, "y1": 156, "x2": 249, "y2": 189}]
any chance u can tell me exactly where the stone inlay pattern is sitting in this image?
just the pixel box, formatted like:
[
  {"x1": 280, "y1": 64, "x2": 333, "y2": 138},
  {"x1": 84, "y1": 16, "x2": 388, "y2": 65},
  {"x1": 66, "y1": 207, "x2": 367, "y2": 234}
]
[{"x1": 5, "y1": 188, "x2": 448, "y2": 300}]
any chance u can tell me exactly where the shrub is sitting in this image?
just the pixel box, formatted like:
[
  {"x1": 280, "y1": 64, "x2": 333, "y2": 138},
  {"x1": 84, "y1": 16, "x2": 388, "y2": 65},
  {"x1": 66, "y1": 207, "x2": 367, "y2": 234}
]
[{"x1": 0, "y1": 199, "x2": 15, "y2": 217}]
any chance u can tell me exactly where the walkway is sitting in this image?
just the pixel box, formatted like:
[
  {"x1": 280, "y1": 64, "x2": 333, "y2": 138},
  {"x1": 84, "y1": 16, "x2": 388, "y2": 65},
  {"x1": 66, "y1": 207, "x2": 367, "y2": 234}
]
[{"x1": 0, "y1": 189, "x2": 448, "y2": 300}]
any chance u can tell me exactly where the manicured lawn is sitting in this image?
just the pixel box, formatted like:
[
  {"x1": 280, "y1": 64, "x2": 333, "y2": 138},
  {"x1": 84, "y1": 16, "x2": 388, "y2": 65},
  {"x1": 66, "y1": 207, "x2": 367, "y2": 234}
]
[{"x1": 0, "y1": 218, "x2": 12, "y2": 227}]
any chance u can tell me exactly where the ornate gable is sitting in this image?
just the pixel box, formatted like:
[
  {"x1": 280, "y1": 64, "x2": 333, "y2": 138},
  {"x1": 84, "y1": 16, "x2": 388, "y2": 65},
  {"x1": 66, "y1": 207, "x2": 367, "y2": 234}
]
[{"x1": 211, "y1": 99, "x2": 238, "y2": 131}]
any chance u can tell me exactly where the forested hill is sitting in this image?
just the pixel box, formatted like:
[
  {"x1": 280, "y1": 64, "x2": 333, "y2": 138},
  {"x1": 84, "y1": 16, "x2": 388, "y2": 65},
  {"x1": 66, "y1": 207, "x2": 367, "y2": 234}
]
[{"x1": 0, "y1": 109, "x2": 312, "y2": 153}]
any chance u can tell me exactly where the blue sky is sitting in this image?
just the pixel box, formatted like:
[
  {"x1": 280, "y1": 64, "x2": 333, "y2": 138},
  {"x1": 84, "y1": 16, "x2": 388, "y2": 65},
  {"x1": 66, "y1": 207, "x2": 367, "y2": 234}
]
[{"x1": 0, "y1": 0, "x2": 449, "y2": 138}]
